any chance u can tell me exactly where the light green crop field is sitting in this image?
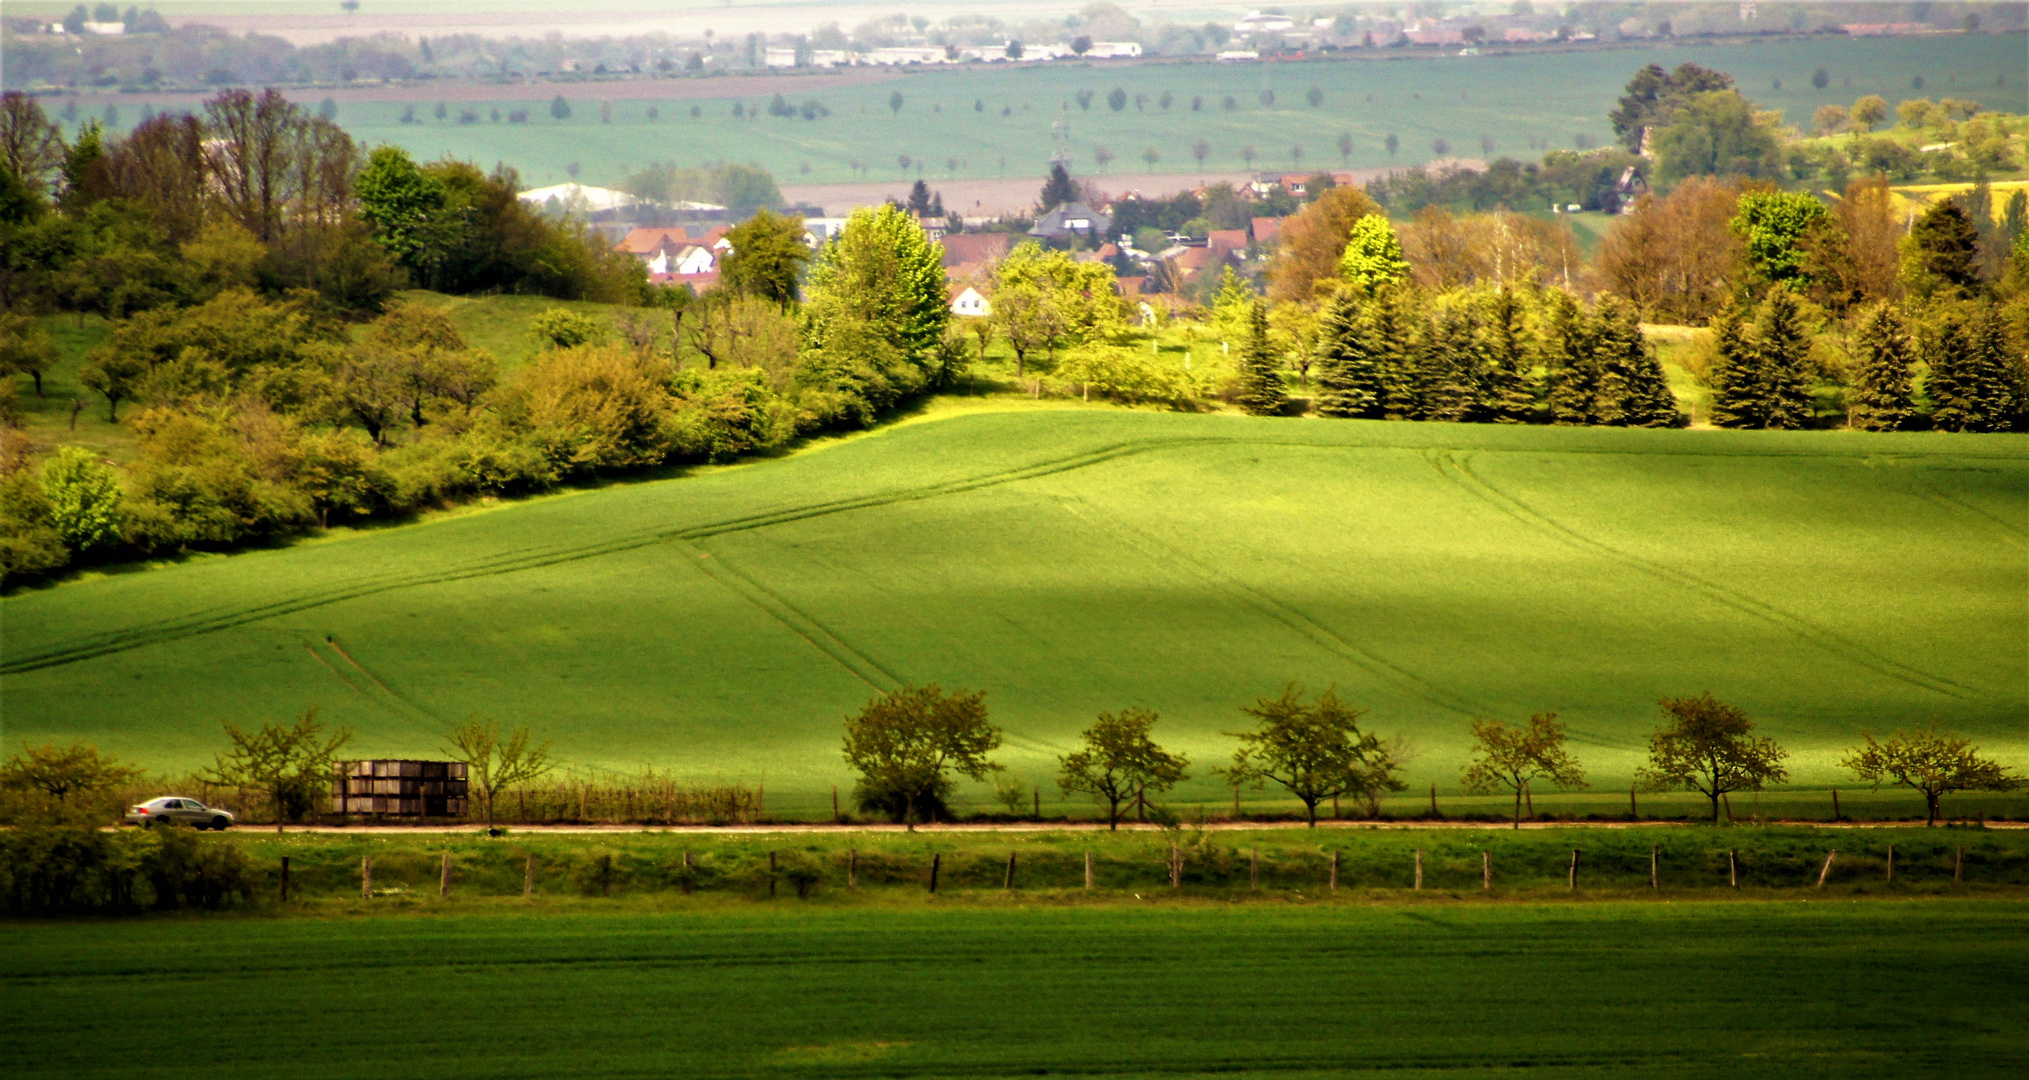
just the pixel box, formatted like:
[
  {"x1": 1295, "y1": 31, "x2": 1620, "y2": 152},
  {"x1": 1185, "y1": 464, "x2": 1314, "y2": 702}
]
[
  {"x1": 3, "y1": 898, "x2": 2026, "y2": 1078},
  {"x1": 4, "y1": 405, "x2": 2023, "y2": 812},
  {"x1": 66, "y1": 36, "x2": 2028, "y2": 190}
]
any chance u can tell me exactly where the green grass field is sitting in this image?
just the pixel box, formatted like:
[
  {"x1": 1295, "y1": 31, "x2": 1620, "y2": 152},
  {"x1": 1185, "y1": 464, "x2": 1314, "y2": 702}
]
[
  {"x1": 4, "y1": 896, "x2": 2025, "y2": 1078},
  {"x1": 66, "y1": 36, "x2": 2029, "y2": 190},
  {"x1": 4, "y1": 404, "x2": 2023, "y2": 813}
]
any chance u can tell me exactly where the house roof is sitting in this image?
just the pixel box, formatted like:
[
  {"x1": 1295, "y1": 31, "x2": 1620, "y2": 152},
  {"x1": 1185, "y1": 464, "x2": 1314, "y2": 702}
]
[
  {"x1": 1115, "y1": 276, "x2": 1148, "y2": 296},
  {"x1": 940, "y1": 233, "x2": 1012, "y2": 268},
  {"x1": 1030, "y1": 201, "x2": 1112, "y2": 237},
  {"x1": 1206, "y1": 230, "x2": 1248, "y2": 253},
  {"x1": 1251, "y1": 216, "x2": 1283, "y2": 243},
  {"x1": 616, "y1": 226, "x2": 690, "y2": 254}
]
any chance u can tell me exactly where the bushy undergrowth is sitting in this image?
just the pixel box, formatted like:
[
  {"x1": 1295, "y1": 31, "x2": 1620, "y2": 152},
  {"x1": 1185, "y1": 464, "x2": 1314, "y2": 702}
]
[{"x1": 0, "y1": 826, "x2": 252, "y2": 915}]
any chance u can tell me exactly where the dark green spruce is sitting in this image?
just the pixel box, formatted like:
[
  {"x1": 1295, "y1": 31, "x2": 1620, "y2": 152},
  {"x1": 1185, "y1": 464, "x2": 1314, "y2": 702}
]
[
  {"x1": 1235, "y1": 300, "x2": 1287, "y2": 416},
  {"x1": 1848, "y1": 303, "x2": 1913, "y2": 432}
]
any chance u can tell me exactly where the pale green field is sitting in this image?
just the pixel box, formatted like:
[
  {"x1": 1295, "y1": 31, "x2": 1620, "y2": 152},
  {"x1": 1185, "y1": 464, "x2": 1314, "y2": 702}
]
[
  {"x1": 3, "y1": 403, "x2": 2022, "y2": 812},
  {"x1": 56, "y1": 36, "x2": 2029, "y2": 189}
]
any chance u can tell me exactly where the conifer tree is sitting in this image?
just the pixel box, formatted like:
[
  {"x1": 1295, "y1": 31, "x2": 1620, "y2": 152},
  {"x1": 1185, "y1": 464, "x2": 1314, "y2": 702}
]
[
  {"x1": 1235, "y1": 301, "x2": 1287, "y2": 415},
  {"x1": 1594, "y1": 296, "x2": 1681, "y2": 427},
  {"x1": 1477, "y1": 286, "x2": 1535, "y2": 422},
  {"x1": 1370, "y1": 287, "x2": 1419, "y2": 420},
  {"x1": 1314, "y1": 287, "x2": 1381, "y2": 418},
  {"x1": 1958, "y1": 305, "x2": 2020, "y2": 432},
  {"x1": 1755, "y1": 288, "x2": 1815, "y2": 429},
  {"x1": 1414, "y1": 300, "x2": 1481, "y2": 422},
  {"x1": 1924, "y1": 307, "x2": 1976, "y2": 431},
  {"x1": 1849, "y1": 302, "x2": 1914, "y2": 431},
  {"x1": 1543, "y1": 289, "x2": 1599, "y2": 425},
  {"x1": 1707, "y1": 300, "x2": 1761, "y2": 428}
]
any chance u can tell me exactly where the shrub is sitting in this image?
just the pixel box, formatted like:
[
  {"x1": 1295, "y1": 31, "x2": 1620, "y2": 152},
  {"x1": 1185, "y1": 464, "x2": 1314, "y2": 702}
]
[
  {"x1": 528, "y1": 307, "x2": 605, "y2": 350},
  {"x1": 0, "y1": 827, "x2": 138, "y2": 914},
  {"x1": 141, "y1": 825, "x2": 252, "y2": 910},
  {"x1": 1056, "y1": 345, "x2": 1202, "y2": 408}
]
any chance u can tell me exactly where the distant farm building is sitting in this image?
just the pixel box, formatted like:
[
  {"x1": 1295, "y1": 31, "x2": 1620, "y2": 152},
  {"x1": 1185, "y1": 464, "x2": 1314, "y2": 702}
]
[{"x1": 332, "y1": 760, "x2": 469, "y2": 817}]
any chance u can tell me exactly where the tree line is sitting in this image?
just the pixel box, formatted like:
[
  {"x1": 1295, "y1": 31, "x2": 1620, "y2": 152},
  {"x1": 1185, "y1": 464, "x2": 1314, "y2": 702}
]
[
  {"x1": 8, "y1": 677, "x2": 2020, "y2": 835},
  {"x1": 834, "y1": 683, "x2": 2020, "y2": 831},
  {"x1": 0, "y1": 83, "x2": 963, "y2": 583}
]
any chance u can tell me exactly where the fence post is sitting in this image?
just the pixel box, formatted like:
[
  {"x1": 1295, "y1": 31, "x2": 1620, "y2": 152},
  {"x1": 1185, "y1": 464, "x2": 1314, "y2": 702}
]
[
  {"x1": 1728, "y1": 849, "x2": 1738, "y2": 889},
  {"x1": 848, "y1": 849, "x2": 858, "y2": 890},
  {"x1": 768, "y1": 851, "x2": 777, "y2": 898},
  {"x1": 1816, "y1": 850, "x2": 1837, "y2": 888},
  {"x1": 1481, "y1": 851, "x2": 1491, "y2": 892},
  {"x1": 1831, "y1": 787, "x2": 1841, "y2": 822},
  {"x1": 929, "y1": 853, "x2": 941, "y2": 893},
  {"x1": 1033, "y1": 786, "x2": 1040, "y2": 820},
  {"x1": 1650, "y1": 845, "x2": 1659, "y2": 889},
  {"x1": 831, "y1": 786, "x2": 840, "y2": 824},
  {"x1": 361, "y1": 854, "x2": 373, "y2": 900},
  {"x1": 1954, "y1": 846, "x2": 1964, "y2": 883},
  {"x1": 279, "y1": 856, "x2": 290, "y2": 903},
  {"x1": 1169, "y1": 845, "x2": 1181, "y2": 888},
  {"x1": 1004, "y1": 852, "x2": 1016, "y2": 891},
  {"x1": 1232, "y1": 785, "x2": 1241, "y2": 819},
  {"x1": 524, "y1": 853, "x2": 534, "y2": 898},
  {"x1": 439, "y1": 851, "x2": 452, "y2": 898},
  {"x1": 1084, "y1": 851, "x2": 1093, "y2": 890},
  {"x1": 1886, "y1": 843, "x2": 1895, "y2": 884},
  {"x1": 1429, "y1": 783, "x2": 1439, "y2": 818},
  {"x1": 1329, "y1": 850, "x2": 1340, "y2": 892},
  {"x1": 1568, "y1": 849, "x2": 1579, "y2": 890},
  {"x1": 1414, "y1": 849, "x2": 1423, "y2": 891},
  {"x1": 681, "y1": 851, "x2": 693, "y2": 895},
  {"x1": 1250, "y1": 847, "x2": 1259, "y2": 891},
  {"x1": 1629, "y1": 785, "x2": 1638, "y2": 821}
]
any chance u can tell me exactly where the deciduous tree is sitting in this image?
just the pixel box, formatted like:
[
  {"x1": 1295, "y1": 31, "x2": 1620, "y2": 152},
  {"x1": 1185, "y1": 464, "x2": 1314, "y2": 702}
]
[
  {"x1": 842, "y1": 684, "x2": 1001, "y2": 827},
  {"x1": 1221, "y1": 685, "x2": 1404, "y2": 827},
  {"x1": 1057, "y1": 708, "x2": 1190, "y2": 829},
  {"x1": 1842, "y1": 723, "x2": 2021, "y2": 826},
  {"x1": 1266, "y1": 187, "x2": 1385, "y2": 302},
  {"x1": 201, "y1": 707, "x2": 353, "y2": 832},
  {"x1": 442, "y1": 717, "x2": 555, "y2": 829},
  {"x1": 718, "y1": 208, "x2": 809, "y2": 307},
  {"x1": 1462, "y1": 713, "x2": 1587, "y2": 828},
  {"x1": 0, "y1": 740, "x2": 142, "y2": 821},
  {"x1": 1636, "y1": 692, "x2": 1788, "y2": 823},
  {"x1": 40, "y1": 446, "x2": 122, "y2": 551}
]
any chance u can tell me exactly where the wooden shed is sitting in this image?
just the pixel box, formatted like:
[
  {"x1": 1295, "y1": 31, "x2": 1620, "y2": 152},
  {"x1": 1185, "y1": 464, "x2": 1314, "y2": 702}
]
[{"x1": 331, "y1": 760, "x2": 470, "y2": 817}]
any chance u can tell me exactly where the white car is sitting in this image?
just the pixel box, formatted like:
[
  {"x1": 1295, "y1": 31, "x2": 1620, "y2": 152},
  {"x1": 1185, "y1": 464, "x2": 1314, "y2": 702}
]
[{"x1": 125, "y1": 796, "x2": 235, "y2": 830}]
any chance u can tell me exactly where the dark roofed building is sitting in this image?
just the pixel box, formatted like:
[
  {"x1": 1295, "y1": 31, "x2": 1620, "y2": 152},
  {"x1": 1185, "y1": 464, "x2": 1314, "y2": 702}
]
[{"x1": 1029, "y1": 201, "x2": 1112, "y2": 240}]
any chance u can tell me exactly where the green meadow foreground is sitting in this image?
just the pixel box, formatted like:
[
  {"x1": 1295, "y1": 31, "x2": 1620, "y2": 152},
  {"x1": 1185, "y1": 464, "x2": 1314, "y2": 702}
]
[
  {"x1": 3, "y1": 407, "x2": 2024, "y2": 811},
  {"x1": 3, "y1": 896, "x2": 2025, "y2": 1078}
]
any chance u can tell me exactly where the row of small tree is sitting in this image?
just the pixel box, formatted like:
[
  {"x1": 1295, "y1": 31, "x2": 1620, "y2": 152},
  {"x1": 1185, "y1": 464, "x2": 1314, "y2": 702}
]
[
  {"x1": 836, "y1": 684, "x2": 2022, "y2": 830},
  {"x1": 6, "y1": 690, "x2": 2016, "y2": 832}
]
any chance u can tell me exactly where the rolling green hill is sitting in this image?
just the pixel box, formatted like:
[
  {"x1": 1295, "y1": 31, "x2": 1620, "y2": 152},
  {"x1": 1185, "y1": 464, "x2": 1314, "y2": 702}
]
[{"x1": 2, "y1": 403, "x2": 2023, "y2": 809}]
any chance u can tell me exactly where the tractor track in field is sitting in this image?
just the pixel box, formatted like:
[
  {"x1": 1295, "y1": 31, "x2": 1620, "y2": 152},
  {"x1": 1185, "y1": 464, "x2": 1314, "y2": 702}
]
[
  {"x1": 1053, "y1": 492, "x2": 1487, "y2": 719},
  {"x1": 0, "y1": 437, "x2": 1228, "y2": 676},
  {"x1": 1891, "y1": 460, "x2": 2029, "y2": 551},
  {"x1": 1426, "y1": 449, "x2": 1977, "y2": 702},
  {"x1": 6, "y1": 430, "x2": 2021, "y2": 681}
]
